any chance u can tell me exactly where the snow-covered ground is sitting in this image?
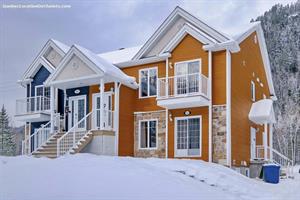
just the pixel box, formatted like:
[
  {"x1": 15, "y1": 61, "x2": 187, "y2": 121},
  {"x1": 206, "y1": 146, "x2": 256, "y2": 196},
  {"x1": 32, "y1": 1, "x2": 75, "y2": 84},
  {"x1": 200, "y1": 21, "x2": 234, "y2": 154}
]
[{"x1": 0, "y1": 154, "x2": 299, "y2": 200}]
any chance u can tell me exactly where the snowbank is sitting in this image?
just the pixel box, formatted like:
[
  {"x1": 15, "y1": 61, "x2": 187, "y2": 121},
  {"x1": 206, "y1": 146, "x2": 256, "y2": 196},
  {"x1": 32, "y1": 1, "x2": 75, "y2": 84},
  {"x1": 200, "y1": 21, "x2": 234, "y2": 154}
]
[{"x1": 0, "y1": 154, "x2": 299, "y2": 200}]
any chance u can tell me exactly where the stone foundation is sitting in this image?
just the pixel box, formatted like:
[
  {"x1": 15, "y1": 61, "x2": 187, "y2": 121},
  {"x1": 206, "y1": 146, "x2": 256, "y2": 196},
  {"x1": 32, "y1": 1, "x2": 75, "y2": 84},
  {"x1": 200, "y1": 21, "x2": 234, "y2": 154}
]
[
  {"x1": 134, "y1": 111, "x2": 166, "y2": 158},
  {"x1": 212, "y1": 105, "x2": 227, "y2": 164}
]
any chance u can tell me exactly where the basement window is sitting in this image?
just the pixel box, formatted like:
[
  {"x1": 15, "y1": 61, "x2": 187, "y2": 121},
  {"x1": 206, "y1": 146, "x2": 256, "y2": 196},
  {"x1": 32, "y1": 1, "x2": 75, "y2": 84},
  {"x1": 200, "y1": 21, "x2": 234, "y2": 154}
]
[{"x1": 139, "y1": 119, "x2": 158, "y2": 149}]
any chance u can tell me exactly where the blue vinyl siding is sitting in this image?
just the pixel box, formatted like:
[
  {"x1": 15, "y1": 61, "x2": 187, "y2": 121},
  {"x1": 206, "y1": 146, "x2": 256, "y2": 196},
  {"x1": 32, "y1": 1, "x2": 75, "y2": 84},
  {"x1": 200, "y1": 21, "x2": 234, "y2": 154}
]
[{"x1": 30, "y1": 66, "x2": 51, "y2": 97}]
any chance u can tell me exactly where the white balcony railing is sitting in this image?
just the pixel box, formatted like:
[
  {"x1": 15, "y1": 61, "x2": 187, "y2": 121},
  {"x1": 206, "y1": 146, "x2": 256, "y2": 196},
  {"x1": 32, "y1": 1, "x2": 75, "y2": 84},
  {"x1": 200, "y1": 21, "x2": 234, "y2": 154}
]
[
  {"x1": 16, "y1": 96, "x2": 50, "y2": 115},
  {"x1": 157, "y1": 73, "x2": 209, "y2": 99}
]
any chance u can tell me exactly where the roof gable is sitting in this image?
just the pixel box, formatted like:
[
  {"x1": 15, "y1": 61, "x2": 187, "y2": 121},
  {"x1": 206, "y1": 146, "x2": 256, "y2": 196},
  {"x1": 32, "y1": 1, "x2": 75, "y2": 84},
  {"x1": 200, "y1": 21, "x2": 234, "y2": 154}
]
[
  {"x1": 46, "y1": 46, "x2": 103, "y2": 85},
  {"x1": 133, "y1": 6, "x2": 230, "y2": 60},
  {"x1": 21, "y1": 39, "x2": 69, "y2": 82},
  {"x1": 160, "y1": 23, "x2": 217, "y2": 55}
]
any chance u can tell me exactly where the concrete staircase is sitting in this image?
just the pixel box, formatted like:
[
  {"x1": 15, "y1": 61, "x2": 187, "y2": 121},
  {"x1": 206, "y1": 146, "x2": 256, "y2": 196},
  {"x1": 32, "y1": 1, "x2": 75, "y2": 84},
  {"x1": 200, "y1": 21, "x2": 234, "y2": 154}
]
[
  {"x1": 70, "y1": 131, "x2": 93, "y2": 154},
  {"x1": 32, "y1": 132, "x2": 65, "y2": 158}
]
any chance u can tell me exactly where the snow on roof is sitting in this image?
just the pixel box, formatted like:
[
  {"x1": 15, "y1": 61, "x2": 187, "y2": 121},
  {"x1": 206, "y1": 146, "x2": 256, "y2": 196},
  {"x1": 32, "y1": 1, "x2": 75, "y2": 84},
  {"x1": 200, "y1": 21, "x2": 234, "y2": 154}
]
[
  {"x1": 248, "y1": 99, "x2": 276, "y2": 124},
  {"x1": 50, "y1": 39, "x2": 70, "y2": 53},
  {"x1": 73, "y1": 44, "x2": 137, "y2": 87},
  {"x1": 98, "y1": 45, "x2": 142, "y2": 64},
  {"x1": 230, "y1": 21, "x2": 261, "y2": 42}
]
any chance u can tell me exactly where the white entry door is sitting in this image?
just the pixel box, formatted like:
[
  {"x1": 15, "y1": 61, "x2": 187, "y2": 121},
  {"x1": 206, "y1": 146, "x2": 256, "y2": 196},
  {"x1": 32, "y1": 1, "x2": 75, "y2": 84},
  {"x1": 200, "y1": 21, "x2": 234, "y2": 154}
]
[
  {"x1": 92, "y1": 92, "x2": 113, "y2": 130},
  {"x1": 68, "y1": 95, "x2": 86, "y2": 131},
  {"x1": 175, "y1": 116, "x2": 201, "y2": 157},
  {"x1": 250, "y1": 127, "x2": 256, "y2": 160}
]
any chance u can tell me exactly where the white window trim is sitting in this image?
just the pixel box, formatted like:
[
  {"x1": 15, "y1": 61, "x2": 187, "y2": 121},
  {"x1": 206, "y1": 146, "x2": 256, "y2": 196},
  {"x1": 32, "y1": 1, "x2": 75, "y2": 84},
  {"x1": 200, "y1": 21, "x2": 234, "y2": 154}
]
[
  {"x1": 35, "y1": 85, "x2": 44, "y2": 97},
  {"x1": 138, "y1": 118, "x2": 158, "y2": 150},
  {"x1": 174, "y1": 59, "x2": 202, "y2": 75},
  {"x1": 251, "y1": 81, "x2": 255, "y2": 101},
  {"x1": 138, "y1": 67, "x2": 158, "y2": 99},
  {"x1": 174, "y1": 115, "x2": 202, "y2": 158}
]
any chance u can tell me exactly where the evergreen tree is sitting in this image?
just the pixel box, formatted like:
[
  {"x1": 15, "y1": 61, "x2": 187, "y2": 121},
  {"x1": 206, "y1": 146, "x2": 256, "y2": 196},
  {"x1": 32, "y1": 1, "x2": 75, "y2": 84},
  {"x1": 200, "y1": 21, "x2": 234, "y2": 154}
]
[
  {"x1": 0, "y1": 105, "x2": 16, "y2": 156},
  {"x1": 255, "y1": 1, "x2": 300, "y2": 163}
]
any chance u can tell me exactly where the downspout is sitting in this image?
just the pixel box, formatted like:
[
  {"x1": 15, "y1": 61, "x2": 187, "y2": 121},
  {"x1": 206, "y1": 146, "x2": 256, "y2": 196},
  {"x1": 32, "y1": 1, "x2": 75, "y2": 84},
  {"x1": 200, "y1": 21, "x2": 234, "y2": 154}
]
[
  {"x1": 165, "y1": 57, "x2": 169, "y2": 158},
  {"x1": 208, "y1": 50, "x2": 212, "y2": 162},
  {"x1": 226, "y1": 50, "x2": 232, "y2": 167},
  {"x1": 114, "y1": 82, "x2": 121, "y2": 156},
  {"x1": 50, "y1": 86, "x2": 55, "y2": 134},
  {"x1": 269, "y1": 123, "x2": 273, "y2": 161},
  {"x1": 63, "y1": 89, "x2": 67, "y2": 131}
]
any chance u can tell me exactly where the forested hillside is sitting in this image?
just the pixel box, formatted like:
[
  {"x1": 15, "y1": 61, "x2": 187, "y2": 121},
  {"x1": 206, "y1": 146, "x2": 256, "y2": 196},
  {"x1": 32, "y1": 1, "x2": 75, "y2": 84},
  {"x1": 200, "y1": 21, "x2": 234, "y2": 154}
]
[{"x1": 254, "y1": 0, "x2": 300, "y2": 163}]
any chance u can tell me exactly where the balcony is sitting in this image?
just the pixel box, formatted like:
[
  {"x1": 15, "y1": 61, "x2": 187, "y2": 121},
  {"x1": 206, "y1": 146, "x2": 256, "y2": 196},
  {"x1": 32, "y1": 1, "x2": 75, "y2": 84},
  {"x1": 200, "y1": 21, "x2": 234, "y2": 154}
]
[
  {"x1": 157, "y1": 73, "x2": 210, "y2": 109},
  {"x1": 15, "y1": 96, "x2": 51, "y2": 122}
]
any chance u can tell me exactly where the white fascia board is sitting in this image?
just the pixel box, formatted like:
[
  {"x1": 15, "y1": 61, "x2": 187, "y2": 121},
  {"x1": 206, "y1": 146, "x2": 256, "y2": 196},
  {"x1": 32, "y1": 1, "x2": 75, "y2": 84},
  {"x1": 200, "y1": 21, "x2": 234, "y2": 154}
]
[
  {"x1": 133, "y1": 6, "x2": 230, "y2": 60},
  {"x1": 234, "y1": 22, "x2": 275, "y2": 97},
  {"x1": 160, "y1": 23, "x2": 217, "y2": 54},
  {"x1": 256, "y1": 26, "x2": 276, "y2": 97},
  {"x1": 116, "y1": 53, "x2": 171, "y2": 68},
  {"x1": 22, "y1": 39, "x2": 67, "y2": 81}
]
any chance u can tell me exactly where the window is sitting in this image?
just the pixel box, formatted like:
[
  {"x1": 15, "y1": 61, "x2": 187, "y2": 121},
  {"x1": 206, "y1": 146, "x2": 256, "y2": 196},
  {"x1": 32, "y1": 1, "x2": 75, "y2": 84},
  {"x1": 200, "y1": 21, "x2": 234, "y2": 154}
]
[
  {"x1": 139, "y1": 119, "x2": 157, "y2": 149},
  {"x1": 139, "y1": 67, "x2": 157, "y2": 98},
  {"x1": 175, "y1": 116, "x2": 201, "y2": 157},
  {"x1": 34, "y1": 85, "x2": 50, "y2": 111},
  {"x1": 175, "y1": 60, "x2": 201, "y2": 95},
  {"x1": 251, "y1": 81, "x2": 255, "y2": 101},
  {"x1": 35, "y1": 85, "x2": 50, "y2": 98}
]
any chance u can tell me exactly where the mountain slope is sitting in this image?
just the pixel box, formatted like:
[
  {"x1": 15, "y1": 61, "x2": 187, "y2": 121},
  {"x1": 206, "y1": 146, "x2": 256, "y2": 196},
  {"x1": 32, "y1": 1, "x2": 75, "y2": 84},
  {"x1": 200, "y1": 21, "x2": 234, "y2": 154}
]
[{"x1": 254, "y1": 1, "x2": 300, "y2": 162}]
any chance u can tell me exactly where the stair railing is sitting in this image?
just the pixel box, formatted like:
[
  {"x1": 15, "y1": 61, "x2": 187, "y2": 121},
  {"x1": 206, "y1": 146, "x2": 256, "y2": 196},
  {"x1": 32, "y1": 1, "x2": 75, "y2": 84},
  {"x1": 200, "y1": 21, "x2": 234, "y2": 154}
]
[
  {"x1": 23, "y1": 113, "x2": 60, "y2": 155},
  {"x1": 57, "y1": 111, "x2": 94, "y2": 157},
  {"x1": 268, "y1": 146, "x2": 294, "y2": 178}
]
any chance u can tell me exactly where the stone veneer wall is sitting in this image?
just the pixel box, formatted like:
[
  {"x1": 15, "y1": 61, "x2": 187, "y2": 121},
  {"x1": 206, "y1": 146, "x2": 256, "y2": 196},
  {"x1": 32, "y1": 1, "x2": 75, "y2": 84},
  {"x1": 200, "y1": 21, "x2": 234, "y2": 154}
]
[
  {"x1": 212, "y1": 105, "x2": 227, "y2": 164},
  {"x1": 134, "y1": 111, "x2": 166, "y2": 158}
]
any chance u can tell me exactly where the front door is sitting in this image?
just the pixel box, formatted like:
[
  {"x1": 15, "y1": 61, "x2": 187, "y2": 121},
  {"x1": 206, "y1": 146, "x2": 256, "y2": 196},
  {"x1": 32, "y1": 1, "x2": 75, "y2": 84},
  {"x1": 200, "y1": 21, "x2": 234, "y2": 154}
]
[
  {"x1": 68, "y1": 95, "x2": 86, "y2": 131},
  {"x1": 175, "y1": 116, "x2": 201, "y2": 157},
  {"x1": 92, "y1": 92, "x2": 113, "y2": 130},
  {"x1": 250, "y1": 127, "x2": 256, "y2": 160}
]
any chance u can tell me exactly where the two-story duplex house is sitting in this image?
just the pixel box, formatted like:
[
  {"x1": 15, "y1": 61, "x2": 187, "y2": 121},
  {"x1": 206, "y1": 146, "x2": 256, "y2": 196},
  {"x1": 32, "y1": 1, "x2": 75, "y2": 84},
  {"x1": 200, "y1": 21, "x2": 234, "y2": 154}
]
[{"x1": 16, "y1": 7, "x2": 292, "y2": 177}]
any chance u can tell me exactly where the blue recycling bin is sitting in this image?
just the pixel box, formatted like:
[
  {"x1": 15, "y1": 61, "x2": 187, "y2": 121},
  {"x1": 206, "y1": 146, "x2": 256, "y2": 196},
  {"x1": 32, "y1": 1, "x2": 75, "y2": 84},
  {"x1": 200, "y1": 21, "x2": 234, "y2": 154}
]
[{"x1": 262, "y1": 164, "x2": 280, "y2": 184}]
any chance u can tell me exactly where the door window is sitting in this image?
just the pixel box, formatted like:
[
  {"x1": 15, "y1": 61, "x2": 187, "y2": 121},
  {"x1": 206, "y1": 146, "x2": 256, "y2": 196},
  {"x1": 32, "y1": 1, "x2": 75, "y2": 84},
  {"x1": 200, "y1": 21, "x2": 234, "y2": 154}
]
[
  {"x1": 176, "y1": 117, "x2": 201, "y2": 157},
  {"x1": 175, "y1": 60, "x2": 201, "y2": 95}
]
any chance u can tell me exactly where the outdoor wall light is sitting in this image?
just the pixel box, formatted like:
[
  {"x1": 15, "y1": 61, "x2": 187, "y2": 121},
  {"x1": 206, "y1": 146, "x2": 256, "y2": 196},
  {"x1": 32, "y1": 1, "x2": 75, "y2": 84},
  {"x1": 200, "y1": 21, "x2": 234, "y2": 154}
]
[{"x1": 169, "y1": 113, "x2": 173, "y2": 122}]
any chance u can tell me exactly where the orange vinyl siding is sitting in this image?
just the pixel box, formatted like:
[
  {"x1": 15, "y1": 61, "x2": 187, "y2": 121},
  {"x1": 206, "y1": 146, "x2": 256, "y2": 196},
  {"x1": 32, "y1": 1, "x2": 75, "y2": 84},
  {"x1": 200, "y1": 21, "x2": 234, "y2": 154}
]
[
  {"x1": 167, "y1": 34, "x2": 209, "y2": 160},
  {"x1": 118, "y1": 85, "x2": 136, "y2": 156},
  {"x1": 169, "y1": 34, "x2": 208, "y2": 77},
  {"x1": 118, "y1": 61, "x2": 166, "y2": 156},
  {"x1": 168, "y1": 107, "x2": 209, "y2": 161},
  {"x1": 212, "y1": 51, "x2": 226, "y2": 105},
  {"x1": 122, "y1": 61, "x2": 166, "y2": 112},
  {"x1": 231, "y1": 32, "x2": 271, "y2": 166}
]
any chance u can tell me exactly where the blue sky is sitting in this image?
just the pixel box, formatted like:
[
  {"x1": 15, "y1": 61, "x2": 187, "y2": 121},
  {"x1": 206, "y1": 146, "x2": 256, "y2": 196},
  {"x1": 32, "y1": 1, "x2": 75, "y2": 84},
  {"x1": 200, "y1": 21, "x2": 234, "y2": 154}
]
[{"x1": 0, "y1": 0, "x2": 297, "y2": 125}]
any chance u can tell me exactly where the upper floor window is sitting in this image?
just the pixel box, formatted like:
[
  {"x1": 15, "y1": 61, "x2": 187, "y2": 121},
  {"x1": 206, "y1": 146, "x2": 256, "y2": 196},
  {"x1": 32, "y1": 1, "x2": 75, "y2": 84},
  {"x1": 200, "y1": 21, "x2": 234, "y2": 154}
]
[
  {"x1": 35, "y1": 85, "x2": 50, "y2": 98},
  {"x1": 251, "y1": 81, "x2": 255, "y2": 101},
  {"x1": 175, "y1": 59, "x2": 201, "y2": 76},
  {"x1": 139, "y1": 67, "x2": 157, "y2": 98}
]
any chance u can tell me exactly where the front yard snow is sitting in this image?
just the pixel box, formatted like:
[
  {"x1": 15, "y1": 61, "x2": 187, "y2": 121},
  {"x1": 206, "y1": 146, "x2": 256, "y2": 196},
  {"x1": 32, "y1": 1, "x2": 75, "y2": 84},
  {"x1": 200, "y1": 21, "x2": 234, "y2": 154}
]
[{"x1": 0, "y1": 154, "x2": 299, "y2": 200}]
